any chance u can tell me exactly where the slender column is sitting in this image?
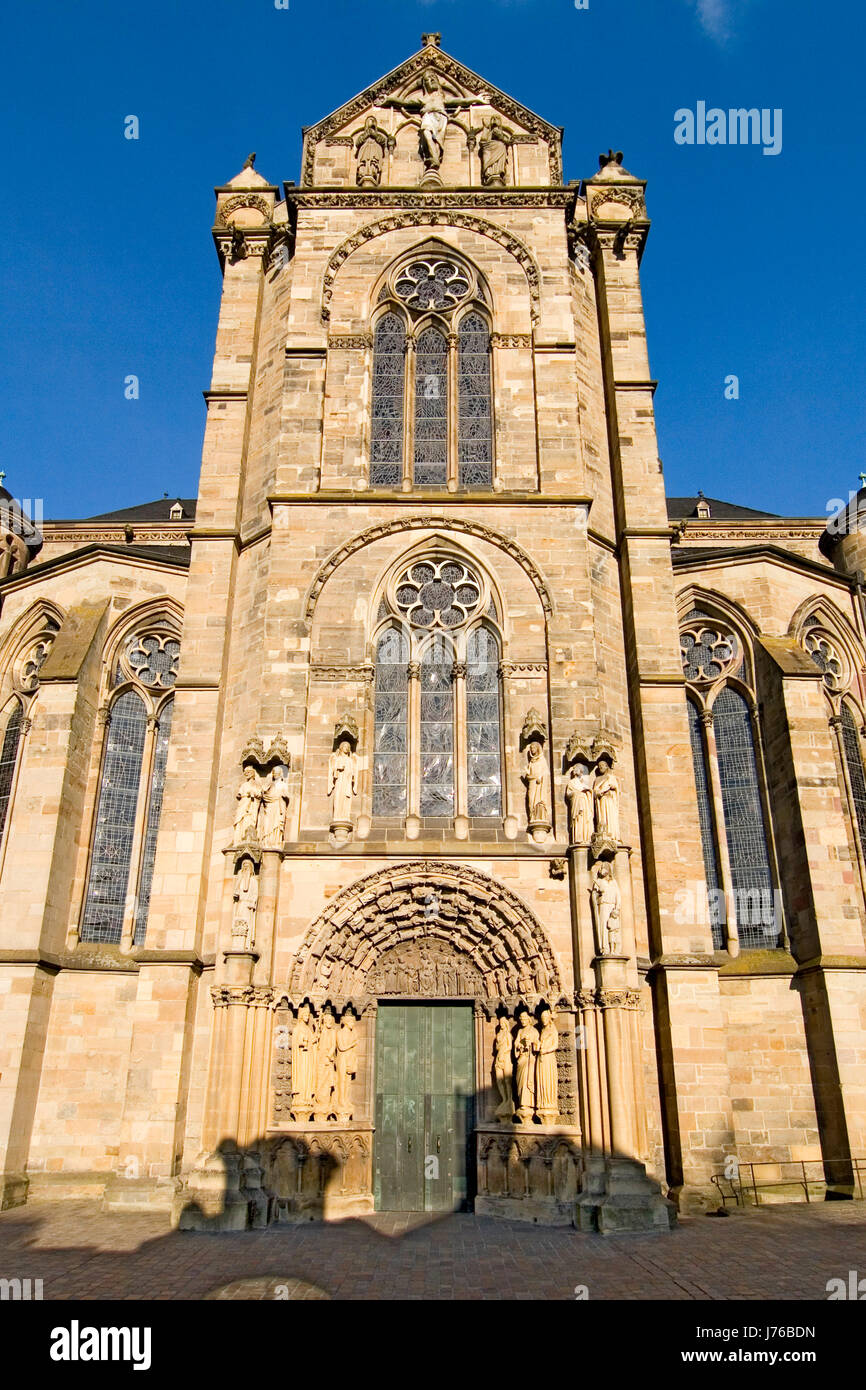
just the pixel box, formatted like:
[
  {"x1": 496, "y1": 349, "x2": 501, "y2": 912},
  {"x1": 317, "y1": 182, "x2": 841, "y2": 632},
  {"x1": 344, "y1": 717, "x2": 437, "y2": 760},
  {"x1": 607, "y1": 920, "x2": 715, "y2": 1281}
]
[
  {"x1": 700, "y1": 709, "x2": 738, "y2": 955},
  {"x1": 406, "y1": 659, "x2": 421, "y2": 828},
  {"x1": 452, "y1": 660, "x2": 468, "y2": 828}
]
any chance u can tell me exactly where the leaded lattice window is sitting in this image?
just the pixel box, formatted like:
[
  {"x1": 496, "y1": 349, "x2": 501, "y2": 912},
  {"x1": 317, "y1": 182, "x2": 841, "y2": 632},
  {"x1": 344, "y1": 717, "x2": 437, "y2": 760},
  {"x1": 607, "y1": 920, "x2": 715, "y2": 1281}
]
[
  {"x1": 0, "y1": 700, "x2": 23, "y2": 845},
  {"x1": 713, "y1": 686, "x2": 776, "y2": 949},
  {"x1": 840, "y1": 705, "x2": 866, "y2": 863},
  {"x1": 414, "y1": 327, "x2": 448, "y2": 488},
  {"x1": 803, "y1": 628, "x2": 845, "y2": 692},
  {"x1": 371, "y1": 250, "x2": 495, "y2": 490},
  {"x1": 373, "y1": 626, "x2": 409, "y2": 816},
  {"x1": 132, "y1": 698, "x2": 173, "y2": 944},
  {"x1": 687, "y1": 700, "x2": 724, "y2": 949},
  {"x1": 420, "y1": 635, "x2": 455, "y2": 816},
  {"x1": 466, "y1": 627, "x2": 502, "y2": 817},
  {"x1": 81, "y1": 691, "x2": 148, "y2": 943},
  {"x1": 458, "y1": 313, "x2": 493, "y2": 488},
  {"x1": 370, "y1": 313, "x2": 406, "y2": 487}
]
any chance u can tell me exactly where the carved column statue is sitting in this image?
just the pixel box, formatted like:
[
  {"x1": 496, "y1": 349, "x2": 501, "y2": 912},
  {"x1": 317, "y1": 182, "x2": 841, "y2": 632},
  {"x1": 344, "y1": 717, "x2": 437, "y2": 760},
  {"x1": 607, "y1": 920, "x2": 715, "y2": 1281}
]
[
  {"x1": 565, "y1": 761, "x2": 594, "y2": 845},
  {"x1": 335, "y1": 1010, "x2": 358, "y2": 1123},
  {"x1": 513, "y1": 1007, "x2": 539, "y2": 1124},
  {"x1": 233, "y1": 765, "x2": 262, "y2": 843},
  {"x1": 592, "y1": 756, "x2": 620, "y2": 851},
  {"x1": 493, "y1": 1015, "x2": 515, "y2": 1121},
  {"x1": 314, "y1": 1007, "x2": 338, "y2": 1123},
  {"x1": 590, "y1": 862, "x2": 622, "y2": 957},
  {"x1": 535, "y1": 1007, "x2": 560, "y2": 1125},
  {"x1": 521, "y1": 709, "x2": 551, "y2": 843},
  {"x1": 231, "y1": 855, "x2": 259, "y2": 951},
  {"x1": 289, "y1": 1003, "x2": 317, "y2": 1123},
  {"x1": 258, "y1": 766, "x2": 290, "y2": 848},
  {"x1": 328, "y1": 714, "x2": 359, "y2": 843}
]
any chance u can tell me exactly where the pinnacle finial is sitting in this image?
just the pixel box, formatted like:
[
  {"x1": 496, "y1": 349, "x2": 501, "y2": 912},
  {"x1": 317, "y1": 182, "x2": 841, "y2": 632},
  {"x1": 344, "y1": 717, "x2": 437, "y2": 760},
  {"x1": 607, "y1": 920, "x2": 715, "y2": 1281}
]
[
  {"x1": 243, "y1": 152, "x2": 256, "y2": 169},
  {"x1": 599, "y1": 149, "x2": 624, "y2": 170},
  {"x1": 859, "y1": 472, "x2": 866, "y2": 490},
  {"x1": 421, "y1": 32, "x2": 441, "y2": 48}
]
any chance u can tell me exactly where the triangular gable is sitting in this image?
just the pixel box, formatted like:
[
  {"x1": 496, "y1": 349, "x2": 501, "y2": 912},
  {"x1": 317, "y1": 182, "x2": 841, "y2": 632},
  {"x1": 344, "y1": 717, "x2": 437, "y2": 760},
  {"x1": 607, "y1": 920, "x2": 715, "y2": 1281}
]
[{"x1": 300, "y1": 38, "x2": 563, "y2": 187}]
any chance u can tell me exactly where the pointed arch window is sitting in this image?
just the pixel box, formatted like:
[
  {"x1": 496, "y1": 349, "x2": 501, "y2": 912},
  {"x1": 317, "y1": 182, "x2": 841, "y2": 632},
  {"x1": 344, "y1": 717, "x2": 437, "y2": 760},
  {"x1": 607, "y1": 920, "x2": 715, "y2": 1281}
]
[
  {"x1": 370, "y1": 252, "x2": 494, "y2": 490},
  {"x1": 0, "y1": 700, "x2": 24, "y2": 845},
  {"x1": 0, "y1": 611, "x2": 61, "y2": 858},
  {"x1": 373, "y1": 556, "x2": 503, "y2": 823},
  {"x1": 839, "y1": 704, "x2": 866, "y2": 864},
  {"x1": 80, "y1": 624, "x2": 180, "y2": 947},
  {"x1": 682, "y1": 608, "x2": 780, "y2": 951}
]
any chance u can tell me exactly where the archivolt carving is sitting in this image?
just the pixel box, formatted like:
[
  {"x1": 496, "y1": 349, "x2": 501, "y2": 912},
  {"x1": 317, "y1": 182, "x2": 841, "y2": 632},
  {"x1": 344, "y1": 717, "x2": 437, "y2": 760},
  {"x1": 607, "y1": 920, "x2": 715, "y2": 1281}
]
[
  {"x1": 321, "y1": 213, "x2": 541, "y2": 325},
  {"x1": 215, "y1": 194, "x2": 273, "y2": 227},
  {"x1": 304, "y1": 516, "x2": 554, "y2": 622},
  {"x1": 289, "y1": 861, "x2": 562, "y2": 1001}
]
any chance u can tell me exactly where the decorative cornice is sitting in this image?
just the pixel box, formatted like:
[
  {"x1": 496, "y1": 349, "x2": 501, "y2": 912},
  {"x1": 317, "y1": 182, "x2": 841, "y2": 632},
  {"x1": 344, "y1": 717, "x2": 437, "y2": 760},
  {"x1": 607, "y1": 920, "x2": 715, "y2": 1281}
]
[
  {"x1": 490, "y1": 333, "x2": 532, "y2": 348},
  {"x1": 310, "y1": 664, "x2": 374, "y2": 682},
  {"x1": 290, "y1": 190, "x2": 573, "y2": 209},
  {"x1": 327, "y1": 334, "x2": 374, "y2": 350},
  {"x1": 499, "y1": 660, "x2": 548, "y2": 676}
]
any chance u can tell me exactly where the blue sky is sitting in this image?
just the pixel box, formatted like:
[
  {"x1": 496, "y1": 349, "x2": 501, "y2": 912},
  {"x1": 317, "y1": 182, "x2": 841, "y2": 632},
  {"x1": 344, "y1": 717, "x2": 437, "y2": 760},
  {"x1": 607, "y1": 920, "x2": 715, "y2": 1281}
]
[{"x1": 0, "y1": 0, "x2": 861, "y2": 520}]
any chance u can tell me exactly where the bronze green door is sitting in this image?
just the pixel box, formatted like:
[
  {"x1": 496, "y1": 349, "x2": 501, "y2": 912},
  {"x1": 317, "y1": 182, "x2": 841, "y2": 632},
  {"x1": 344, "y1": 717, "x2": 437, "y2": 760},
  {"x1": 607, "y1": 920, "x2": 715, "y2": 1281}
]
[{"x1": 374, "y1": 1003, "x2": 475, "y2": 1212}]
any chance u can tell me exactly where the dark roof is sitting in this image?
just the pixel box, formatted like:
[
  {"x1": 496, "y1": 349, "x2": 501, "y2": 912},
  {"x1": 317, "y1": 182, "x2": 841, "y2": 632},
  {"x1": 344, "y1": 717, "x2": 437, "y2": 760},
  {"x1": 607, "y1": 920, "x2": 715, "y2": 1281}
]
[
  {"x1": 81, "y1": 498, "x2": 197, "y2": 523},
  {"x1": 666, "y1": 496, "x2": 779, "y2": 520},
  {"x1": 671, "y1": 543, "x2": 840, "y2": 581},
  {"x1": 0, "y1": 542, "x2": 191, "y2": 588}
]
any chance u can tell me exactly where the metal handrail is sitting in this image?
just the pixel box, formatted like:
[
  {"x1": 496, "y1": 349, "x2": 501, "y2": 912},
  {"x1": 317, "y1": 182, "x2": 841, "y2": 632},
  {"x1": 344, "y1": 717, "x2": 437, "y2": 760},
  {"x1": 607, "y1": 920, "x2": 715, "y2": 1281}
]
[{"x1": 712, "y1": 1157, "x2": 866, "y2": 1207}]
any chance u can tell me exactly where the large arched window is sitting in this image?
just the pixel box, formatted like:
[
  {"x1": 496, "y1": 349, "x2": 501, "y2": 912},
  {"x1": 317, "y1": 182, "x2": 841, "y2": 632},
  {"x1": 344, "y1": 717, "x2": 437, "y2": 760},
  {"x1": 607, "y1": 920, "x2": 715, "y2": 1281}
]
[
  {"x1": 0, "y1": 609, "x2": 61, "y2": 858},
  {"x1": 372, "y1": 554, "x2": 503, "y2": 822},
  {"x1": 80, "y1": 623, "x2": 180, "y2": 947},
  {"x1": 370, "y1": 250, "x2": 494, "y2": 490},
  {"x1": 681, "y1": 607, "x2": 779, "y2": 951},
  {"x1": 797, "y1": 610, "x2": 866, "y2": 895}
]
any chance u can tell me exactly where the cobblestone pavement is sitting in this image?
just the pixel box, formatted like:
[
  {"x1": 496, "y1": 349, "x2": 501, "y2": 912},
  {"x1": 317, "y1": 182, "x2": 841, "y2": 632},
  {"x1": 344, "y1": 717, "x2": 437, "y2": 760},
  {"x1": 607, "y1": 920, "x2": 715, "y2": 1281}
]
[{"x1": 1, "y1": 1200, "x2": 865, "y2": 1300}]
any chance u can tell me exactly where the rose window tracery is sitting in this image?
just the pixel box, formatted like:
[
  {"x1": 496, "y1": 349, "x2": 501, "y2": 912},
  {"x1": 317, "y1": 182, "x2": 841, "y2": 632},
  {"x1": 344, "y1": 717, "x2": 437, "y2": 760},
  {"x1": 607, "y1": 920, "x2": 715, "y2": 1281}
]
[
  {"x1": 802, "y1": 628, "x2": 845, "y2": 692},
  {"x1": 680, "y1": 617, "x2": 740, "y2": 684},
  {"x1": 15, "y1": 621, "x2": 59, "y2": 693},
  {"x1": 393, "y1": 259, "x2": 471, "y2": 312},
  {"x1": 118, "y1": 633, "x2": 181, "y2": 689},
  {"x1": 393, "y1": 558, "x2": 483, "y2": 629}
]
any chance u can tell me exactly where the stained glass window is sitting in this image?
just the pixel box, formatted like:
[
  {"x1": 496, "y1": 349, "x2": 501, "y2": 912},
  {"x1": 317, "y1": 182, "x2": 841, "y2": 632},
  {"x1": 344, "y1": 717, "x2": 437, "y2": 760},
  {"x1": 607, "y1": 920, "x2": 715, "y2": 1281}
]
[
  {"x1": 373, "y1": 626, "x2": 409, "y2": 816},
  {"x1": 458, "y1": 313, "x2": 493, "y2": 488},
  {"x1": 713, "y1": 687, "x2": 776, "y2": 948},
  {"x1": 370, "y1": 313, "x2": 406, "y2": 487},
  {"x1": 81, "y1": 691, "x2": 148, "y2": 944},
  {"x1": 466, "y1": 628, "x2": 501, "y2": 817},
  {"x1": 125, "y1": 635, "x2": 180, "y2": 689},
  {"x1": 803, "y1": 629, "x2": 844, "y2": 691},
  {"x1": 132, "y1": 698, "x2": 173, "y2": 944},
  {"x1": 687, "y1": 700, "x2": 724, "y2": 949},
  {"x1": 420, "y1": 635, "x2": 454, "y2": 815},
  {"x1": 0, "y1": 700, "x2": 23, "y2": 845},
  {"x1": 841, "y1": 704, "x2": 866, "y2": 863},
  {"x1": 414, "y1": 327, "x2": 448, "y2": 488}
]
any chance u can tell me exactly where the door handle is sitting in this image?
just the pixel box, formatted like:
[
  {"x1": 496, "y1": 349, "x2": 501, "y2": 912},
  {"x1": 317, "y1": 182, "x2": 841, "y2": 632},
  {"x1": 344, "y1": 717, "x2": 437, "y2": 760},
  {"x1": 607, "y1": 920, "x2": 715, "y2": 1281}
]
[
  {"x1": 407, "y1": 1136, "x2": 412, "y2": 1153},
  {"x1": 436, "y1": 1137, "x2": 441, "y2": 1153}
]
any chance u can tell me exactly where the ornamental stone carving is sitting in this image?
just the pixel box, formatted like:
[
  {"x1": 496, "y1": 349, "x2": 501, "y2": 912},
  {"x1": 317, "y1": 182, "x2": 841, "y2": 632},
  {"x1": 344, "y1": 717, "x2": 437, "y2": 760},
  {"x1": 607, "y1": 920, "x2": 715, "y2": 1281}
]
[
  {"x1": 493, "y1": 1016, "x2": 515, "y2": 1120},
  {"x1": 565, "y1": 762, "x2": 594, "y2": 845},
  {"x1": 564, "y1": 732, "x2": 620, "y2": 856},
  {"x1": 273, "y1": 1000, "x2": 361, "y2": 1125},
  {"x1": 353, "y1": 116, "x2": 394, "y2": 187},
  {"x1": 520, "y1": 709, "x2": 550, "y2": 841},
  {"x1": 233, "y1": 736, "x2": 292, "y2": 848},
  {"x1": 329, "y1": 715, "x2": 359, "y2": 841},
  {"x1": 513, "y1": 1007, "x2": 539, "y2": 1124}
]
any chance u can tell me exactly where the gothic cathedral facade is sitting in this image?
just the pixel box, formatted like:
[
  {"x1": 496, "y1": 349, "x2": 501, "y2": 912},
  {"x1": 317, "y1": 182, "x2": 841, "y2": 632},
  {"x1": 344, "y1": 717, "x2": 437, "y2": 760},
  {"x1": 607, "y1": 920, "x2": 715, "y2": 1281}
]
[{"x1": 2, "y1": 38, "x2": 865, "y2": 1231}]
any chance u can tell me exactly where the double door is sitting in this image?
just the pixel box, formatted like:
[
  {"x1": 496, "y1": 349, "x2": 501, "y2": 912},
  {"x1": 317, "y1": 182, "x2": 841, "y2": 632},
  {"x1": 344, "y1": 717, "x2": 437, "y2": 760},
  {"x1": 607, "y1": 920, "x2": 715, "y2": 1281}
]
[{"x1": 374, "y1": 1003, "x2": 475, "y2": 1212}]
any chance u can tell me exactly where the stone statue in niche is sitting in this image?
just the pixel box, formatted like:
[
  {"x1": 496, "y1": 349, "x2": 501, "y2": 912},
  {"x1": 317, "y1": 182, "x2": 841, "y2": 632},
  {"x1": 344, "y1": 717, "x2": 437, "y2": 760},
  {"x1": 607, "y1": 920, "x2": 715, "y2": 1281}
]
[
  {"x1": 233, "y1": 765, "x2": 262, "y2": 843},
  {"x1": 354, "y1": 116, "x2": 393, "y2": 187},
  {"x1": 535, "y1": 1007, "x2": 559, "y2": 1125},
  {"x1": 593, "y1": 756, "x2": 620, "y2": 843},
  {"x1": 513, "y1": 1007, "x2": 540, "y2": 1125},
  {"x1": 258, "y1": 765, "x2": 290, "y2": 847},
  {"x1": 590, "y1": 862, "x2": 622, "y2": 956},
  {"x1": 328, "y1": 740, "x2": 358, "y2": 823},
  {"x1": 493, "y1": 1016, "x2": 515, "y2": 1121},
  {"x1": 314, "y1": 1007, "x2": 338, "y2": 1122},
  {"x1": 335, "y1": 1011, "x2": 358, "y2": 1123},
  {"x1": 231, "y1": 857, "x2": 258, "y2": 950},
  {"x1": 523, "y1": 740, "x2": 549, "y2": 824},
  {"x1": 565, "y1": 761, "x2": 594, "y2": 844},
  {"x1": 381, "y1": 69, "x2": 487, "y2": 171},
  {"x1": 289, "y1": 1003, "x2": 316, "y2": 1122}
]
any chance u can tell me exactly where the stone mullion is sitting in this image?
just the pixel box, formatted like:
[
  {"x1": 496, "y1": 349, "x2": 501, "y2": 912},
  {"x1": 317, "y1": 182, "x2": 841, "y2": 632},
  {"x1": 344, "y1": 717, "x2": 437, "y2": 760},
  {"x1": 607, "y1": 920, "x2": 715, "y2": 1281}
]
[
  {"x1": 407, "y1": 660, "x2": 421, "y2": 822},
  {"x1": 452, "y1": 661, "x2": 468, "y2": 824},
  {"x1": 830, "y1": 712, "x2": 866, "y2": 909},
  {"x1": 700, "y1": 708, "x2": 738, "y2": 955},
  {"x1": 447, "y1": 331, "x2": 459, "y2": 491}
]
